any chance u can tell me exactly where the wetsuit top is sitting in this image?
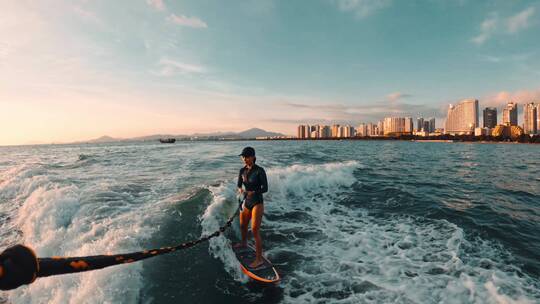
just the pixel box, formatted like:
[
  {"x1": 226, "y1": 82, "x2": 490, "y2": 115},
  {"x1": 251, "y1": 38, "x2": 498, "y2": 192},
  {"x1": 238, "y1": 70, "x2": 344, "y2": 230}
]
[{"x1": 237, "y1": 164, "x2": 268, "y2": 209}]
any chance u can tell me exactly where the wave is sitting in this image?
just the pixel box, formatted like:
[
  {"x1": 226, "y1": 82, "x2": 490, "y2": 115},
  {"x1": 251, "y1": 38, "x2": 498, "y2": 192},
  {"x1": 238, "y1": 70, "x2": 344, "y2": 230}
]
[
  {"x1": 200, "y1": 161, "x2": 361, "y2": 284},
  {"x1": 0, "y1": 163, "x2": 166, "y2": 303},
  {"x1": 201, "y1": 160, "x2": 539, "y2": 303}
]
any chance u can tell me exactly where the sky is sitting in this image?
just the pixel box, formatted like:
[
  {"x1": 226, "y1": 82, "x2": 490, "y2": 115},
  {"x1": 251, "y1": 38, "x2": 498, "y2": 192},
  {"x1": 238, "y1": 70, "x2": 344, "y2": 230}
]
[{"x1": 1, "y1": 0, "x2": 540, "y2": 145}]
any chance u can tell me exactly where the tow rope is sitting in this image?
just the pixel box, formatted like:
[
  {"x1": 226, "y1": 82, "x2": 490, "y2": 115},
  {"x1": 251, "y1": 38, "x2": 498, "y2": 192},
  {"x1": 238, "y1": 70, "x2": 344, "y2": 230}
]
[{"x1": 0, "y1": 201, "x2": 242, "y2": 291}]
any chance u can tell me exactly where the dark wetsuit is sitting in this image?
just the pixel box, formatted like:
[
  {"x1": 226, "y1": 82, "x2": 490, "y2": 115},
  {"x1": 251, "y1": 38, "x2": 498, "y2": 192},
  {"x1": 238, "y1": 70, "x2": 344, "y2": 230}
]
[{"x1": 237, "y1": 164, "x2": 268, "y2": 210}]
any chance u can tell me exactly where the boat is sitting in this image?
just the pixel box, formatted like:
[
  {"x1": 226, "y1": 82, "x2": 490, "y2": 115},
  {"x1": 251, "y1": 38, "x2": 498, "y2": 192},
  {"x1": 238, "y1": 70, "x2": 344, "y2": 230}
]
[{"x1": 159, "y1": 138, "x2": 176, "y2": 143}]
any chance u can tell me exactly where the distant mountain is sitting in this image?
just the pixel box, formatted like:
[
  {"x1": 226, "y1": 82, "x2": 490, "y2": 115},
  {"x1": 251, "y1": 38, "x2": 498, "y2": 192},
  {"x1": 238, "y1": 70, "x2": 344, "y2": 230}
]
[
  {"x1": 130, "y1": 134, "x2": 188, "y2": 141},
  {"x1": 236, "y1": 128, "x2": 284, "y2": 138},
  {"x1": 87, "y1": 135, "x2": 119, "y2": 143},
  {"x1": 190, "y1": 131, "x2": 237, "y2": 137},
  {"x1": 82, "y1": 128, "x2": 284, "y2": 144}
]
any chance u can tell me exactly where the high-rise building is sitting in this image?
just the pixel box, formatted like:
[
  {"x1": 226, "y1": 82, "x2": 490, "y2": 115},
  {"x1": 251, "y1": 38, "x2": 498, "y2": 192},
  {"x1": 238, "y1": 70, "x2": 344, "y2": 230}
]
[
  {"x1": 483, "y1": 107, "x2": 497, "y2": 128},
  {"x1": 416, "y1": 118, "x2": 424, "y2": 132},
  {"x1": 310, "y1": 125, "x2": 320, "y2": 138},
  {"x1": 444, "y1": 99, "x2": 479, "y2": 135},
  {"x1": 297, "y1": 125, "x2": 306, "y2": 138},
  {"x1": 366, "y1": 123, "x2": 374, "y2": 136},
  {"x1": 331, "y1": 124, "x2": 340, "y2": 138},
  {"x1": 523, "y1": 103, "x2": 537, "y2": 135},
  {"x1": 305, "y1": 125, "x2": 312, "y2": 138},
  {"x1": 422, "y1": 121, "x2": 430, "y2": 132},
  {"x1": 337, "y1": 125, "x2": 354, "y2": 138},
  {"x1": 377, "y1": 120, "x2": 384, "y2": 135},
  {"x1": 502, "y1": 102, "x2": 518, "y2": 126},
  {"x1": 383, "y1": 117, "x2": 411, "y2": 135},
  {"x1": 428, "y1": 118, "x2": 436, "y2": 133},
  {"x1": 357, "y1": 123, "x2": 367, "y2": 137},
  {"x1": 404, "y1": 117, "x2": 413, "y2": 134},
  {"x1": 537, "y1": 104, "x2": 540, "y2": 134},
  {"x1": 372, "y1": 125, "x2": 379, "y2": 136},
  {"x1": 320, "y1": 125, "x2": 331, "y2": 138},
  {"x1": 347, "y1": 125, "x2": 355, "y2": 137}
]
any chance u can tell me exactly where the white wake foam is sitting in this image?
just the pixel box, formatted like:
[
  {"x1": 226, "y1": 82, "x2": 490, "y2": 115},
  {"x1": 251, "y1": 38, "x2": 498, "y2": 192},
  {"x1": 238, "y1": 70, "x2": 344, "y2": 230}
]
[
  {"x1": 1, "y1": 164, "x2": 165, "y2": 303},
  {"x1": 202, "y1": 160, "x2": 538, "y2": 303},
  {"x1": 201, "y1": 161, "x2": 361, "y2": 283}
]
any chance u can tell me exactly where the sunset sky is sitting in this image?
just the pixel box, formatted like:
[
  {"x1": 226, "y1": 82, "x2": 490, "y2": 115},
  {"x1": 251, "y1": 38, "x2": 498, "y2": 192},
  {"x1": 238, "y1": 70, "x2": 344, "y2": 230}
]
[{"x1": 1, "y1": 0, "x2": 539, "y2": 145}]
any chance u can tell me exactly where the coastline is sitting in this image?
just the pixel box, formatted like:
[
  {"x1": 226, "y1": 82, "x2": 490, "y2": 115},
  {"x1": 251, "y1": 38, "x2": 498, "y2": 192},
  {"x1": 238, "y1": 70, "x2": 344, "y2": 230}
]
[
  {"x1": 257, "y1": 136, "x2": 540, "y2": 144},
  {"x1": 2, "y1": 136, "x2": 539, "y2": 148}
]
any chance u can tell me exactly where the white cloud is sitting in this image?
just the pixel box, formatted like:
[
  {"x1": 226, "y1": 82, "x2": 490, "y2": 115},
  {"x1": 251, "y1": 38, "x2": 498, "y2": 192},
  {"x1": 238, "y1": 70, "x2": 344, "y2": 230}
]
[
  {"x1": 507, "y1": 7, "x2": 535, "y2": 33},
  {"x1": 387, "y1": 92, "x2": 412, "y2": 102},
  {"x1": 167, "y1": 14, "x2": 207, "y2": 28},
  {"x1": 331, "y1": 0, "x2": 392, "y2": 18},
  {"x1": 147, "y1": 0, "x2": 165, "y2": 11},
  {"x1": 472, "y1": 7, "x2": 536, "y2": 45},
  {"x1": 471, "y1": 14, "x2": 498, "y2": 45},
  {"x1": 484, "y1": 88, "x2": 540, "y2": 107},
  {"x1": 478, "y1": 54, "x2": 501, "y2": 63},
  {"x1": 154, "y1": 58, "x2": 206, "y2": 76}
]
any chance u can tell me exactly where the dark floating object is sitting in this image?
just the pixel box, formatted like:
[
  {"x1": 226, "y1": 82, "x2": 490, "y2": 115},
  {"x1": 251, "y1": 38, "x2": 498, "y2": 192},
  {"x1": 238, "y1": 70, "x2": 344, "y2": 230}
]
[{"x1": 159, "y1": 138, "x2": 176, "y2": 143}]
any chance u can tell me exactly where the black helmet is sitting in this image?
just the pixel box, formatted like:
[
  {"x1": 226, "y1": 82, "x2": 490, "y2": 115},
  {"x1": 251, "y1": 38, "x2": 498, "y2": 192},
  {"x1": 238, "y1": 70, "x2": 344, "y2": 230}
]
[{"x1": 239, "y1": 147, "x2": 255, "y2": 157}]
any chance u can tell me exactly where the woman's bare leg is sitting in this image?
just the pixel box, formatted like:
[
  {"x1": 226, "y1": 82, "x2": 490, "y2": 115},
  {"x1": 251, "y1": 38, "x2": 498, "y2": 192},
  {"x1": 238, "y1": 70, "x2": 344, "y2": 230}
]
[
  {"x1": 238, "y1": 206, "x2": 251, "y2": 247},
  {"x1": 249, "y1": 203, "x2": 264, "y2": 268}
]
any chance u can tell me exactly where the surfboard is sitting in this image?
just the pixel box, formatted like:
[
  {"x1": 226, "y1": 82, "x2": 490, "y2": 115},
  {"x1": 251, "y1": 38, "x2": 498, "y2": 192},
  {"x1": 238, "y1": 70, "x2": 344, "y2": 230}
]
[{"x1": 232, "y1": 244, "x2": 280, "y2": 284}]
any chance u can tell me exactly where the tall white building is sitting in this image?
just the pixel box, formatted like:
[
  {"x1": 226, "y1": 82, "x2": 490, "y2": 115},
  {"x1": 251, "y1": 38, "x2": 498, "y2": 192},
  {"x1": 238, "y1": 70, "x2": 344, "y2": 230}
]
[
  {"x1": 357, "y1": 123, "x2": 367, "y2": 137},
  {"x1": 523, "y1": 103, "x2": 537, "y2": 135},
  {"x1": 502, "y1": 102, "x2": 518, "y2": 126},
  {"x1": 383, "y1": 117, "x2": 404, "y2": 135},
  {"x1": 382, "y1": 117, "x2": 414, "y2": 135},
  {"x1": 537, "y1": 104, "x2": 540, "y2": 134},
  {"x1": 339, "y1": 125, "x2": 354, "y2": 138},
  {"x1": 444, "y1": 99, "x2": 479, "y2": 135},
  {"x1": 366, "y1": 123, "x2": 374, "y2": 136},
  {"x1": 331, "y1": 124, "x2": 340, "y2": 138},
  {"x1": 404, "y1": 117, "x2": 414, "y2": 134},
  {"x1": 377, "y1": 120, "x2": 384, "y2": 135}
]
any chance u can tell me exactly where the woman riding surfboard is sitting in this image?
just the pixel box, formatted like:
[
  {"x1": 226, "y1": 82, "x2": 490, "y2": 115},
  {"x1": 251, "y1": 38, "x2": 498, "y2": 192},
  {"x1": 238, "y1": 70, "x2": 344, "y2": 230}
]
[{"x1": 235, "y1": 147, "x2": 268, "y2": 269}]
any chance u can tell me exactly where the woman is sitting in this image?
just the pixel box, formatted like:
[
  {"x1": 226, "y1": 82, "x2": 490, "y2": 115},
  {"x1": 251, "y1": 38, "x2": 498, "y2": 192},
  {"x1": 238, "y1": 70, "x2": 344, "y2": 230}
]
[{"x1": 236, "y1": 146, "x2": 268, "y2": 268}]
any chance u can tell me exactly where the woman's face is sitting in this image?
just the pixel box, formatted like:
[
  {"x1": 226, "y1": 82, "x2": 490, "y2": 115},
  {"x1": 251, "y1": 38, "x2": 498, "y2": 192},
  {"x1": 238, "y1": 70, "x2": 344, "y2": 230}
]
[{"x1": 242, "y1": 156, "x2": 254, "y2": 166}]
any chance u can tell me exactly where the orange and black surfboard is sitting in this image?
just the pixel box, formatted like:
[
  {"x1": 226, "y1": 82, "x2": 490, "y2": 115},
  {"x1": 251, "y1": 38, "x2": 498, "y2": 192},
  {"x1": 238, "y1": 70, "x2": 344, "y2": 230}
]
[{"x1": 232, "y1": 244, "x2": 280, "y2": 284}]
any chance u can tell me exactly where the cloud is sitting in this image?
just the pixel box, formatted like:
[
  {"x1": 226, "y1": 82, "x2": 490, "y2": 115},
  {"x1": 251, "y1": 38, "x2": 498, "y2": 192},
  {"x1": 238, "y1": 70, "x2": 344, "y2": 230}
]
[
  {"x1": 480, "y1": 88, "x2": 540, "y2": 124},
  {"x1": 147, "y1": 0, "x2": 165, "y2": 11},
  {"x1": 283, "y1": 102, "x2": 347, "y2": 111},
  {"x1": 167, "y1": 14, "x2": 207, "y2": 28},
  {"x1": 507, "y1": 7, "x2": 535, "y2": 33},
  {"x1": 154, "y1": 58, "x2": 206, "y2": 76},
  {"x1": 478, "y1": 54, "x2": 501, "y2": 63},
  {"x1": 483, "y1": 88, "x2": 540, "y2": 107},
  {"x1": 279, "y1": 100, "x2": 445, "y2": 125},
  {"x1": 387, "y1": 92, "x2": 412, "y2": 102},
  {"x1": 472, "y1": 7, "x2": 536, "y2": 45},
  {"x1": 471, "y1": 13, "x2": 498, "y2": 45},
  {"x1": 331, "y1": 0, "x2": 392, "y2": 18}
]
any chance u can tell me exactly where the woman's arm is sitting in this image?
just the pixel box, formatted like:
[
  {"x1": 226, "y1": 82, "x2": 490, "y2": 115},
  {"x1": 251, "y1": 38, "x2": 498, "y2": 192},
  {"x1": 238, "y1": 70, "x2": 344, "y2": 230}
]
[
  {"x1": 237, "y1": 169, "x2": 243, "y2": 193},
  {"x1": 258, "y1": 168, "x2": 268, "y2": 194}
]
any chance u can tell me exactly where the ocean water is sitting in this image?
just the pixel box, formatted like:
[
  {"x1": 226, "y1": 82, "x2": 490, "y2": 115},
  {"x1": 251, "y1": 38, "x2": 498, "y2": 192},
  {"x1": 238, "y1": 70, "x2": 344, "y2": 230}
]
[{"x1": 0, "y1": 140, "x2": 539, "y2": 303}]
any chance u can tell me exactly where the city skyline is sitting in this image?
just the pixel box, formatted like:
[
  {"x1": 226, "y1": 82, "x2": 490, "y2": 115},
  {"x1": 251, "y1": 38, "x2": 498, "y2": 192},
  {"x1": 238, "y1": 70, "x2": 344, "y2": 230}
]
[
  {"x1": 2, "y1": 0, "x2": 540, "y2": 145},
  {"x1": 297, "y1": 99, "x2": 540, "y2": 138}
]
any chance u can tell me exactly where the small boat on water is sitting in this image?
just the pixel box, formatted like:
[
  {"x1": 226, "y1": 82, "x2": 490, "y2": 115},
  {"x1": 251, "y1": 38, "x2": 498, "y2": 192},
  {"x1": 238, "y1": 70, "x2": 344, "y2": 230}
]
[{"x1": 159, "y1": 138, "x2": 176, "y2": 143}]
